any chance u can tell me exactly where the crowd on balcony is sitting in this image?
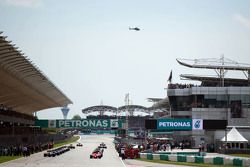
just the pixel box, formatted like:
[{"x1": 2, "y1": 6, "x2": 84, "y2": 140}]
[{"x1": 168, "y1": 83, "x2": 196, "y2": 89}]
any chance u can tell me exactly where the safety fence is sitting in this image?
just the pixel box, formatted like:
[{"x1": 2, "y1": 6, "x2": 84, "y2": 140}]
[{"x1": 139, "y1": 153, "x2": 250, "y2": 167}]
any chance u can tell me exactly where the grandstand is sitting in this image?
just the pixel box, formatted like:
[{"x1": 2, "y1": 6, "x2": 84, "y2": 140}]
[
  {"x1": 82, "y1": 104, "x2": 168, "y2": 116},
  {"x1": 118, "y1": 105, "x2": 149, "y2": 116},
  {"x1": 0, "y1": 32, "x2": 72, "y2": 148},
  {"x1": 147, "y1": 97, "x2": 170, "y2": 109},
  {"x1": 82, "y1": 105, "x2": 117, "y2": 116},
  {"x1": 82, "y1": 103, "x2": 169, "y2": 137},
  {"x1": 166, "y1": 57, "x2": 250, "y2": 148}
]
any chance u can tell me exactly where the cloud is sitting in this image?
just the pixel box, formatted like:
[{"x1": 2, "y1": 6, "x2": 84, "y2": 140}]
[
  {"x1": 3, "y1": 0, "x2": 42, "y2": 8},
  {"x1": 233, "y1": 13, "x2": 250, "y2": 29}
]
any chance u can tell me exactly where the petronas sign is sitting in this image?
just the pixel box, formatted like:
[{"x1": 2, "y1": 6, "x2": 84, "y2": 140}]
[
  {"x1": 157, "y1": 119, "x2": 203, "y2": 130},
  {"x1": 35, "y1": 119, "x2": 122, "y2": 128}
]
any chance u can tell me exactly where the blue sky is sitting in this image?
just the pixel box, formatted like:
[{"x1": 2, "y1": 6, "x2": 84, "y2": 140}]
[{"x1": 1, "y1": 0, "x2": 250, "y2": 119}]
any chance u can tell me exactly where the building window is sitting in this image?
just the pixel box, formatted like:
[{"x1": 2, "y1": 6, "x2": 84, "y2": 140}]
[{"x1": 230, "y1": 100, "x2": 242, "y2": 118}]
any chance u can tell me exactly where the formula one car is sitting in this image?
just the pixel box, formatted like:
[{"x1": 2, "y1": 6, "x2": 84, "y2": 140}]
[
  {"x1": 68, "y1": 144, "x2": 75, "y2": 149},
  {"x1": 76, "y1": 143, "x2": 83, "y2": 147},
  {"x1": 90, "y1": 148, "x2": 103, "y2": 159},
  {"x1": 98, "y1": 142, "x2": 107, "y2": 149},
  {"x1": 44, "y1": 146, "x2": 70, "y2": 157}
]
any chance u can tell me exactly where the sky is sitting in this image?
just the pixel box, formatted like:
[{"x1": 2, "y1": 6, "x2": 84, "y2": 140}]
[{"x1": 1, "y1": 0, "x2": 250, "y2": 119}]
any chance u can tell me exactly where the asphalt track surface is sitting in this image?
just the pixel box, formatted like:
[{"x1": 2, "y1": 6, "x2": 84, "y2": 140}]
[{"x1": 0, "y1": 134, "x2": 190, "y2": 167}]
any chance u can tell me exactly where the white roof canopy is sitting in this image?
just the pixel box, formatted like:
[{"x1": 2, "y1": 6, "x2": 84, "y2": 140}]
[
  {"x1": 0, "y1": 32, "x2": 72, "y2": 114},
  {"x1": 221, "y1": 127, "x2": 248, "y2": 142}
]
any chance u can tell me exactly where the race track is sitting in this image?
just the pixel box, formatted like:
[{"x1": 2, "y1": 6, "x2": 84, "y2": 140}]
[
  {"x1": 0, "y1": 134, "x2": 190, "y2": 167},
  {"x1": 0, "y1": 134, "x2": 125, "y2": 167}
]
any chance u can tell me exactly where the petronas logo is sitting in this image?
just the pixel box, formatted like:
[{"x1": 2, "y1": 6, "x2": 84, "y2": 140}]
[
  {"x1": 194, "y1": 120, "x2": 200, "y2": 129},
  {"x1": 110, "y1": 119, "x2": 118, "y2": 128}
]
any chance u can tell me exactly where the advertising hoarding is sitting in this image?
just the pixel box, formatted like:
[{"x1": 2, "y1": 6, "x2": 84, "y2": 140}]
[
  {"x1": 157, "y1": 119, "x2": 192, "y2": 130},
  {"x1": 35, "y1": 119, "x2": 123, "y2": 128}
]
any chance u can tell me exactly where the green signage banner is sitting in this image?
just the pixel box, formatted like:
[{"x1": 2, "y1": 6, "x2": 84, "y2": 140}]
[
  {"x1": 35, "y1": 119, "x2": 123, "y2": 128},
  {"x1": 157, "y1": 119, "x2": 192, "y2": 130}
]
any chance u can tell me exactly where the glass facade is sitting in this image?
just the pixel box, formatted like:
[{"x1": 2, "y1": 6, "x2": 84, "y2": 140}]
[{"x1": 169, "y1": 89, "x2": 250, "y2": 119}]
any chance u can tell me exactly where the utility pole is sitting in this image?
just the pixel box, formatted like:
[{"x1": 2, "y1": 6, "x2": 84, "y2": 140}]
[{"x1": 125, "y1": 93, "x2": 130, "y2": 138}]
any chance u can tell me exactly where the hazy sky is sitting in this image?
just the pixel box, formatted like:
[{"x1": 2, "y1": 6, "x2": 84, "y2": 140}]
[{"x1": 1, "y1": 0, "x2": 250, "y2": 119}]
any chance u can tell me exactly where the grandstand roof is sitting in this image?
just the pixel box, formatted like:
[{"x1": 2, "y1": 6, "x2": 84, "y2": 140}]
[
  {"x1": 147, "y1": 98, "x2": 163, "y2": 103},
  {"x1": 0, "y1": 32, "x2": 72, "y2": 115},
  {"x1": 82, "y1": 105, "x2": 117, "y2": 114},
  {"x1": 150, "y1": 97, "x2": 169, "y2": 109},
  {"x1": 180, "y1": 74, "x2": 249, "y2": 86},
  {"x1": 82, "y1": 105, "x2": 155, "y2": 115},
  {"x1": 118, "y1": 105, "x2": 148, "y2": 110},
  {"x1": 177, "y1": 58, "x2": 250, "y2": 71}
]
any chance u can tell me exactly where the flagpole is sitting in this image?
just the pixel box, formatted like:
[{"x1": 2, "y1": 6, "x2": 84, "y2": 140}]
[
  {"x1": 168, "y1": 70, "x2": 172, "y2": 117},
  {"x1": 168, "y1": 70, "x2": 172, "y2": 84},
  {"x1": 125, "y1": 93, "x2": 129, "y2": 139}
]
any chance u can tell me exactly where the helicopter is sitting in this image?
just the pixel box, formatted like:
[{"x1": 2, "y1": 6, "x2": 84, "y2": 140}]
[{"x1": 129, "y1": 27, "x2": 140, "y2": 31}]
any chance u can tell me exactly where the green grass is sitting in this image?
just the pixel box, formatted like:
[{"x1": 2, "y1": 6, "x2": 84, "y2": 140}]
[
  {"x1": 53, "y1": 135, "x2": 80, "y2": 148},
  {"x1": 139, "y1": 159, "x2": 237, "y2": 167},
  {"x1": 229, "y1": 153, "x2": 250, "y2": 158},
  {"x1": 42, "y1": 128, "x2": 59, "y2": 134},
  {"x1": 0, "y1": 135, "x2": 80, "y2": 164},
  {"x1": 0, "y1": 156, "x2": 22, "y2": 164}
]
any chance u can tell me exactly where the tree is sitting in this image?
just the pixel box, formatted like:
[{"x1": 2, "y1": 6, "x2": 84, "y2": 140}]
[{"x1": 72, "y1": 114, "x2": 81, "y2": 120}]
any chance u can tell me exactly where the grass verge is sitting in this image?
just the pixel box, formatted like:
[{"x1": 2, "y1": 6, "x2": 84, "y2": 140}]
[
  {"x1": 53, "y1": 135, "x2": 80, "y2": 148},
  {"x1": 0, "y1": 156, "x2": 22, "y2": 164},
  {"x1": 0, "y1": 135, "x2": 80, "y2": 164},
  {"x1": 139, "y1": 159, "x2": 237, "y2": 167}
]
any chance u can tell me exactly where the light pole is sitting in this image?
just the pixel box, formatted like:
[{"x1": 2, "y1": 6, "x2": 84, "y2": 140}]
[
  {"x1": 125, "y1": 93, "x2": 129, "y2": 139},
  {"x1": 225, "y1": 88, "x2": 229, "y2": 151}
]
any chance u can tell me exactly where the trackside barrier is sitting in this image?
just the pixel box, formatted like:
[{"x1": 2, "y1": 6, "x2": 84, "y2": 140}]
[
  {"x1": 204, "y1": 156, "x2": 213, "y2": 164},
  {"x1": 195, "y1": 156, "x2": 204, "y2": 163},
  {"x1": 213, "y1": 157, "x2": 223, "y2": 165},
  {"x1": 159, "y1": 154, "x2": 168, "y2": 161},
  {"x1": 156, "y1": 151, "x2": 203, "y2": 156},
  {"x1": 244, "y1": 159, "x2": 250, "y2": 167},
  {"x1": 177, "y1": 155, "x2": 187, "y2": 162},
  {"x1": 140, "y1": 153, "x2": 147, "y2": 159},
  {"x1": 186, "y1": 156, "x2": 194, "y2": 163},
  {"x1": 147, "y1": 153, "x2": 153, "y2": 160},
  {"x1": 139, "y1": 153, "x2": 250, "y2": 167},
  {"x1": 168, "y1": 155, "x2": 177, "y2": 162},
  {"x1": 152, "y1": 154, "x2": 160, "y2": 160}
]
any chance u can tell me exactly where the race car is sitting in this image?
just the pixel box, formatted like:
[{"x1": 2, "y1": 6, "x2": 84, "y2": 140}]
[
  {"x1": 98, "y1": 142, "x2": 107, "y2": 149},
  {"x1": 68, "y1": 144, "x2": 75, "y2": 149},
  {"x1": 76, "y1": 143, "x2": 83, "y2": 147},
  {"x1": 44, "y1": 146, "x2": 70, "y2": 157},
  {"x1": 90, "y1": 148, "x2": 103, "y2": 159}
]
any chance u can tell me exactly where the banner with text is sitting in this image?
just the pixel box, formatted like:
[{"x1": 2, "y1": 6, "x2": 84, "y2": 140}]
[
  {"x1": 157, "y1": 119, "x2": 202, "y2": 130},
  {"x1": 35, "y1": 119, "x2": 123, "y2": 128}
]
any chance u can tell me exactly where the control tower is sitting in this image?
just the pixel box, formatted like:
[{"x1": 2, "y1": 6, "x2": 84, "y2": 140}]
[{"x1": 61, "y1": 106, "x2": 70, "y2": 119}]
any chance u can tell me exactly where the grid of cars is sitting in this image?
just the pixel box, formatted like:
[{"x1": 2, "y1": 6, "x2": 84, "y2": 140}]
[
  {"x1": 44, "y1": 146, "x2": 70, "y2": 157},
  {"x1": 43, "y1": 142, "x2": 108, "y2": 160},
  {"x1": 43, "y1": 143, "x2": 81, "y2": 157}
]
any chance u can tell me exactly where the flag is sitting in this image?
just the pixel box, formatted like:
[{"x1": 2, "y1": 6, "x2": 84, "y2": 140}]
[{"x1": 168, "y1": 70, "x2": 172, "y2": 82}]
